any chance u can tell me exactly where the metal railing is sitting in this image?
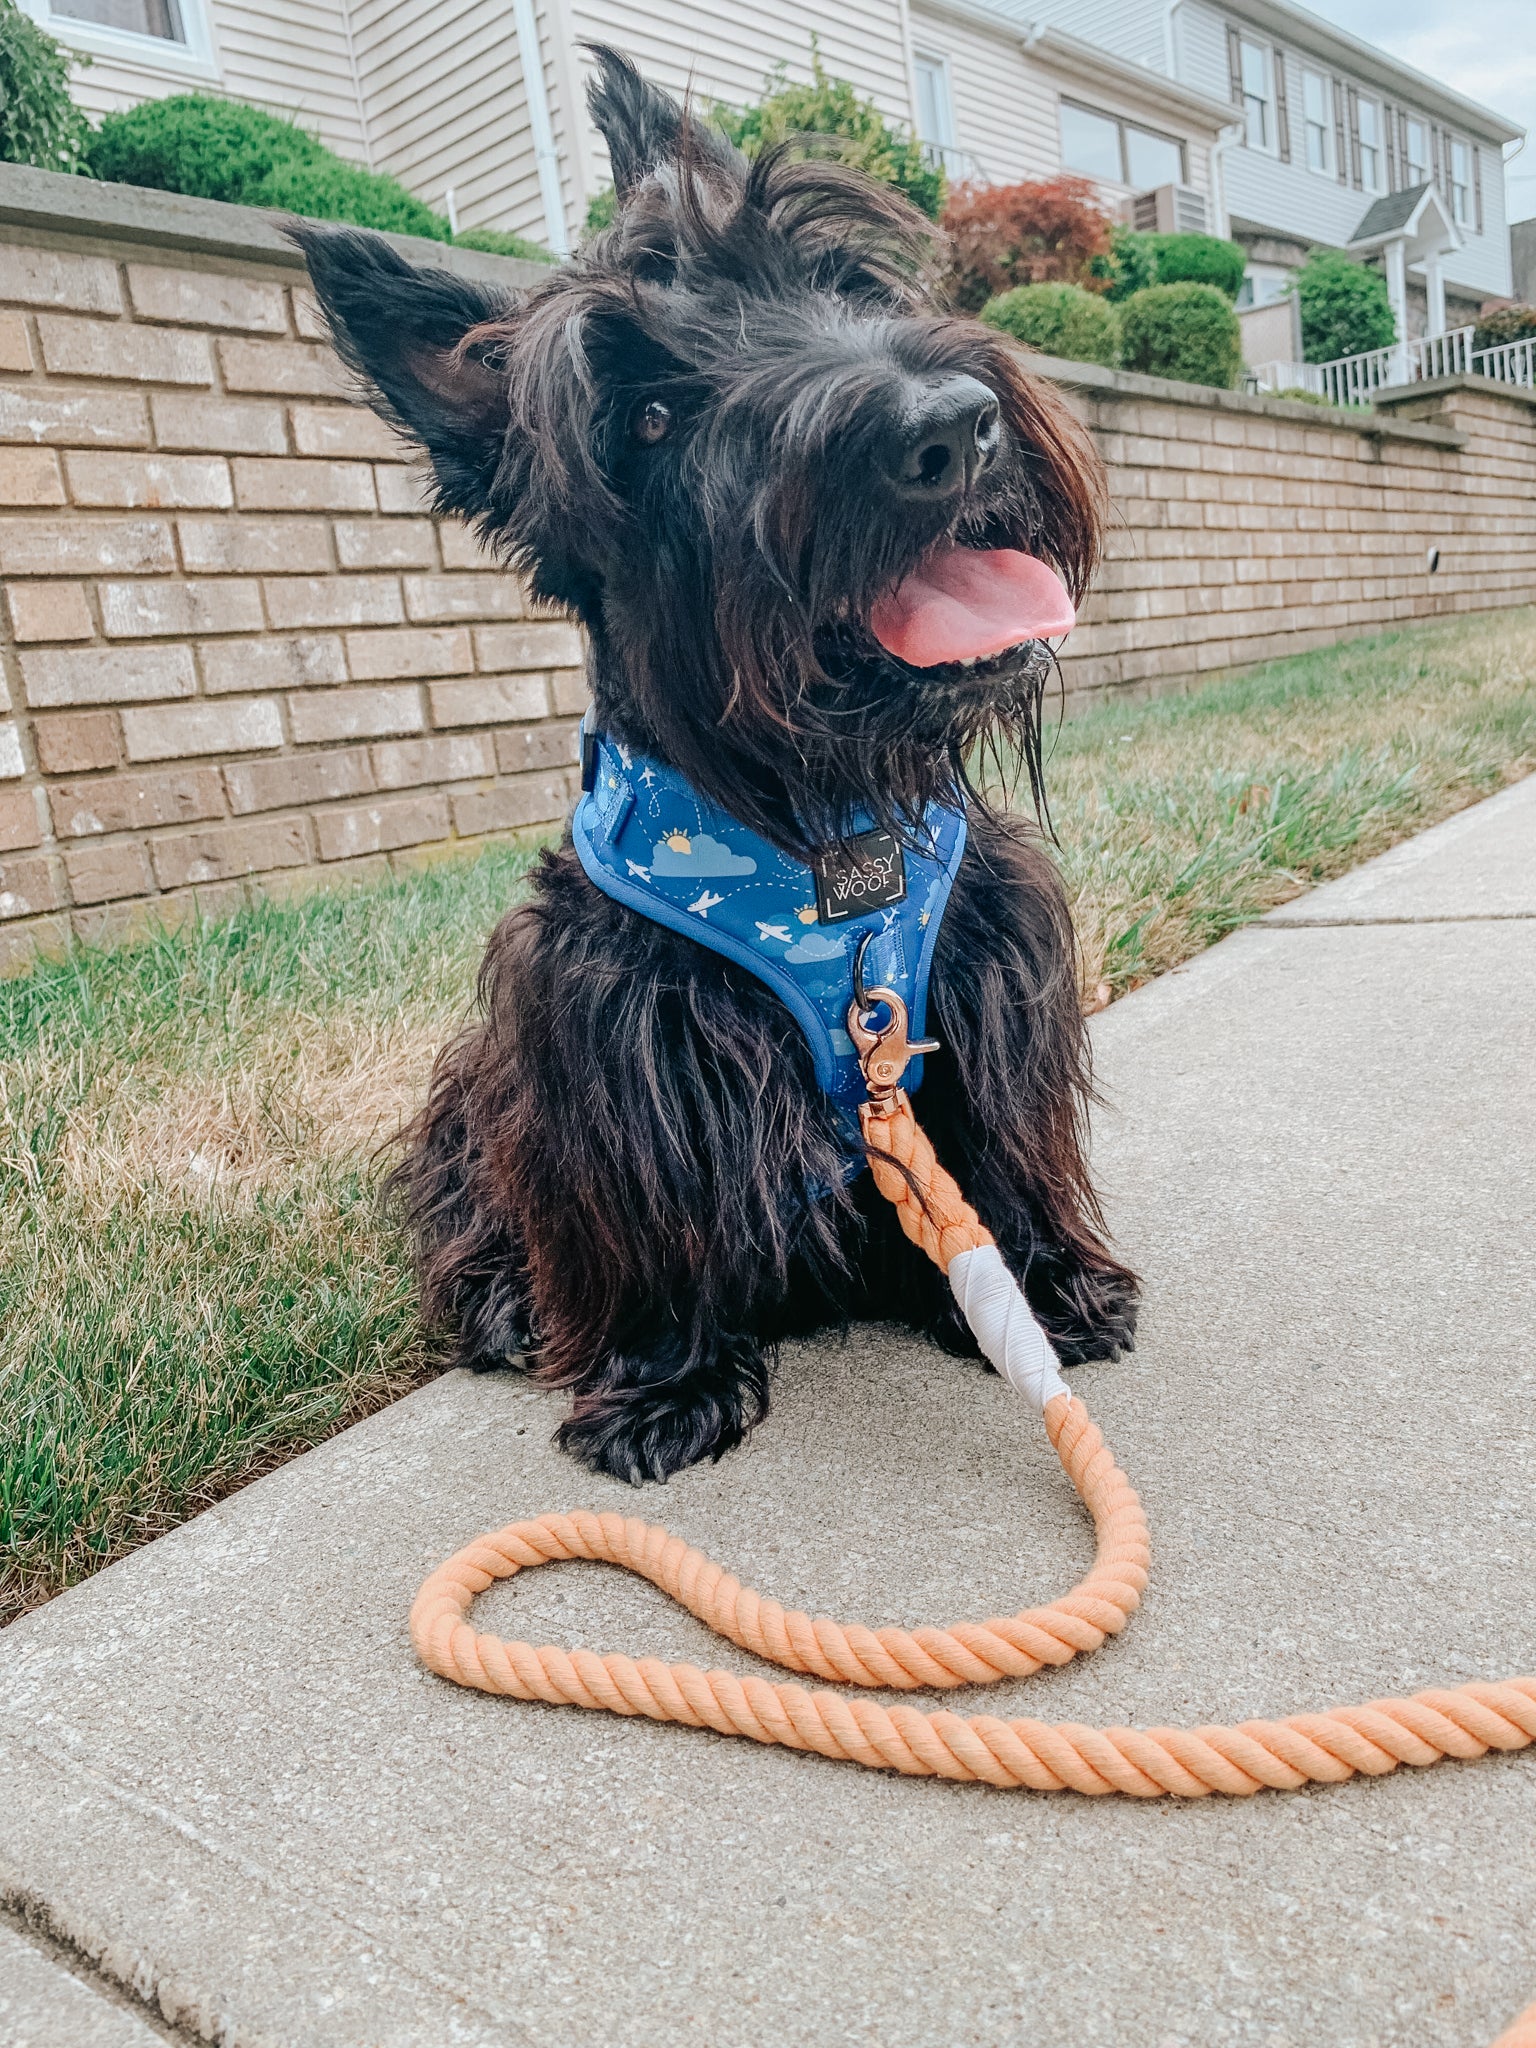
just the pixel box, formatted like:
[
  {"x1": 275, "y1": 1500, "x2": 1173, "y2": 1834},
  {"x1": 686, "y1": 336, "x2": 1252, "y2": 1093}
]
[{"x1": 1247, "y1": 325, "x2": 1536, "y2": 406}]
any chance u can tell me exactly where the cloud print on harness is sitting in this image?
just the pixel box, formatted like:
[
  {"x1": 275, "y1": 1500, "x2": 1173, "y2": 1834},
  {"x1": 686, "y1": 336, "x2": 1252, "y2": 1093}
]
[
  {"x1": 783, "y1": 929, "x2": 845, "y2": 964},
  {"x1": 650, "y1": 832, "x2": 758, "y2": 877}
]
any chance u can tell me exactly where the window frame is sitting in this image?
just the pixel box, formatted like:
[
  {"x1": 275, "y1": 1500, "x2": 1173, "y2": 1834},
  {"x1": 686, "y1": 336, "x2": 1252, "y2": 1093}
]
[
  {"x1": 1401, "y1": 115, "x2": 1429, "y2": 188},
  {"x1": 1356, "y1": 94, "x2": 1382, "y2": 193},
  {"x1": 16, "y1": 0, "x2": 219, "y2": 82},
  {"x1": 1447, "y1": 135, "x2": 1472, "y2": 224},
  {"x1": 1237, "y1": 35, "x2": 1274, "y2": 155},
  {"x1": 1059, "y1": 97, "x2": 1187, "y2": 189},
  {"x1": 911, "y1": 47, "x2": 957, "y2": 154},
  {"x1": 1300, "y1": 67, "x2": 1331, "y2": 176}
]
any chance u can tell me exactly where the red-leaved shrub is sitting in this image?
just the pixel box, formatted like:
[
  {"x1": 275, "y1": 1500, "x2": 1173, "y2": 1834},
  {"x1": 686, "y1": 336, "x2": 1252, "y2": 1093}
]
[{"x1": 942, "y1": 177, "x2": 1114, "y2": 313}]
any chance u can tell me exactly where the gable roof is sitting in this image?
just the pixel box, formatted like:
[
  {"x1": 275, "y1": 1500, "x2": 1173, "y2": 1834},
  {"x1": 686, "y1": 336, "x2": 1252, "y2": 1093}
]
[
  {"x1": 1349, "y1": 181, "x2": 1461, "y2": 253},
  {"x1": 1352, "y1": 184, "x2": 1433, "y2": 241}
]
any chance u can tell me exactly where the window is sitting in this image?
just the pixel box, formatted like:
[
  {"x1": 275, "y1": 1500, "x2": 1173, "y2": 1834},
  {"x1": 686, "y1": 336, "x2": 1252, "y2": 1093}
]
[
  {"x1": 1357, "y1": 97, "x2": 1381, "y2": 191},
  {"x1": 52, "y1": 0, "x2": 182, "y2": 32},
  {"x1": 912, "y1": 50, "x2": 955, "y2": 155},
  {"x1": 1239, "y1": 37, "x2": 1272, "y2": 151},
  {"x1": 1448, "y1": 137, "x2": 1471, "y2": 222},
  {"x1": 1301, "y1": 70, "x2": 1331, "y2": 174},
  {"x1": 18, "y1": 0, "x2": 215, "y2": 71},
  {"x1": 1401, "y1": 117, "x2": 1428, "y2": 186},
  {"x1": 1060, "y1": 101, "x2": 1186, "y2": 187}
]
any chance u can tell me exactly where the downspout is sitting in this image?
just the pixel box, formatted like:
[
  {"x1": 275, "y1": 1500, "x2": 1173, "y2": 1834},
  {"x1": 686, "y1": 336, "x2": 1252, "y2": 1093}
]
[
  {"x1": 510, "y1": 0, "x2": 571, "y2": 257},
  {"x1": 1208, "y1": 119, "x2": 1243, "y2": 241},
  {"x1": 1160, "y1": 0, "x2": 1182, "y2": 78}
]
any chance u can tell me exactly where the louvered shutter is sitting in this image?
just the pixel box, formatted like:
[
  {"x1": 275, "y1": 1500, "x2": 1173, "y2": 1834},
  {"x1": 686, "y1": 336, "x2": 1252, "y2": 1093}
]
[
  {"x1": 1346, "y1": 85, "x2": 1362, "y2": 189},
  {"x1": 1274, "y1": 48, "x2": 1291, "y2": 162},
  {"x1": 1384, "y1": 101, "x2": 1397, "y2": 189},
  {"x1": 1333, "y1": 76, "x2": 1349, "y2": 184},
  {"x1": 1227, "y1": 25, "x2": 1244, "y2": 108},
  {"x1": 1431, "y1": 124, "x2": 1443, "y2": 194},
  {"x1": 1473, "y1": 146, "x2": 1483, "y2": 232}
]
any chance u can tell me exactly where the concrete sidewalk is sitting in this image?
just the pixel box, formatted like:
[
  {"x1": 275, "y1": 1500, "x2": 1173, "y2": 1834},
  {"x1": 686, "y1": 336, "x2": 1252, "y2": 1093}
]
[{"x1": 2, "y1": 777, "x2": 1533, "y2": 2048}]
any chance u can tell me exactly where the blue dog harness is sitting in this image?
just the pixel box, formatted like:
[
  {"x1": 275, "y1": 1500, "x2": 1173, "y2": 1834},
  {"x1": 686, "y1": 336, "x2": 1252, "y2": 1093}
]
[{"x1": 572, "y1": 726, "x2": 967, "y2": 1112}]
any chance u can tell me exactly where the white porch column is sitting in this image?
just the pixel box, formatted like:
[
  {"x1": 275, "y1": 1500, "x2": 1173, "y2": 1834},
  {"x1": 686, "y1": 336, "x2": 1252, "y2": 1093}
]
[
  {"x1": 1383, "y1": 238, "x2": 1410, "y2": 382},
  {"x1": 1423, "y1": 252, "x2": 1446, "y2": 338}
]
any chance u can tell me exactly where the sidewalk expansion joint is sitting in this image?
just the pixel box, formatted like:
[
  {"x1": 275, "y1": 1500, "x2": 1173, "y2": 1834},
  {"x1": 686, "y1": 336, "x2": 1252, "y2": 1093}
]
[{"x1": 1, "y1": 1897, "x2": 203, "y2": 2047}]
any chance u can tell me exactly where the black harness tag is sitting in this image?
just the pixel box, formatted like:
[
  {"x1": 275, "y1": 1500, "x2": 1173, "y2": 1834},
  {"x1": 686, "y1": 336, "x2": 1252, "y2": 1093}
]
[{"x1": 812, "y1": 830, "x2": 907, "y2": 925}]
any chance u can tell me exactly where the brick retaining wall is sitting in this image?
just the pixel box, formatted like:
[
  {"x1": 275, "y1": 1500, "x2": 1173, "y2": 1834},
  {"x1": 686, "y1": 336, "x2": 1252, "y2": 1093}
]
[{"x1": 2, "y1": 168, "x2": 1534, "y2": 975}]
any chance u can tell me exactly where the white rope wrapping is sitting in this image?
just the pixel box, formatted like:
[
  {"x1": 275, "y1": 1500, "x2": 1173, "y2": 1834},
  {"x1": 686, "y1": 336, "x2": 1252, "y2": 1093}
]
[{"x1": 947, "y1": 1244, "x2": 1071, "y2": 1413}]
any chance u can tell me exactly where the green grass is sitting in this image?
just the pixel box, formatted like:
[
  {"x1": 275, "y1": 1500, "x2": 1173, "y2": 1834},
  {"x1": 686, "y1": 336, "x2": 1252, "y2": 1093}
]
[{"x1": 3, "y1": 607, "x2": 1534, "y2": 1622}]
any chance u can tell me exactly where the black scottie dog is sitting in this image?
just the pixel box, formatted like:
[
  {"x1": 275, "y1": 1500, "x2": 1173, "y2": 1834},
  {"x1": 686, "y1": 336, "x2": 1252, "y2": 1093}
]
[{"x1": 297, "y1": 46, "x2": 1137, "y2": 1485}]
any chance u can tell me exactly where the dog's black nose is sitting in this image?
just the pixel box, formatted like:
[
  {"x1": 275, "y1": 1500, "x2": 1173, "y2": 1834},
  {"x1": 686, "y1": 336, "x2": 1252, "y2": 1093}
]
[{"x1": 885, "y1": 375, "x2": 1000, "y2": 500}]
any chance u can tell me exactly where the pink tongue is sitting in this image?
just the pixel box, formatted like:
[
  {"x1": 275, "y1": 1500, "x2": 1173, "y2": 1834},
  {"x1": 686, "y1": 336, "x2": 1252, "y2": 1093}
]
[{"x1": 869, "y1": 545, "x2": 1075, "y2": 668}]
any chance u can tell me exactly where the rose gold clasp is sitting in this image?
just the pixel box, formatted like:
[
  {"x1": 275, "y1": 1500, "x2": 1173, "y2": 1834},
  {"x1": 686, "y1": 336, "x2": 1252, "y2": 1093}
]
[{"x1": 847, "y1": 932, "x2": 939, "y2": 1102}]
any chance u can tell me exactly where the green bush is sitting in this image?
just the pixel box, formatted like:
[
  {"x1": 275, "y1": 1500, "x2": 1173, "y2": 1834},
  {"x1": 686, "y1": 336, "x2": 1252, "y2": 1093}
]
[
  {"x1": 584, "y1": 185, "x2": 618, "y2": 235},
  {"x1": 1473, "y1": 304, "x2": 1536, "y2": 353},
  {"x1": 1098, "y1": 226, "x2": 1157, "y2": 302},
  {"x1": 452, "y1": 224, "x2": 551, "y2": 262},
  {"x1": 1293, "y1": 249, "x2": 1394, "y2": 363},
  {"x1": 1148, "y1": 231, "x2": 1246, "y2": 300},
  {"x1": 980, "y1": 282, "x2": 1120, "y2": 367},
  {"x1": 255, "y1": 155, "x2": 445, "y2": 239},
  {"x1": 714, "y1": 43, "x2": 942, "y2": 219},
  {"x1": 0, "y1": 0, "x2": 92, "y2": 175},
  {"x1": 1119, "y1": 281, "x2": 1242, "y2": 388}
]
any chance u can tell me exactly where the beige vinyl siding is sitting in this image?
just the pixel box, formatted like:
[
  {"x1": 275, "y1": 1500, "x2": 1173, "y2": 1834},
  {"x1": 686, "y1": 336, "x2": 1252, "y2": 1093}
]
[
  {"x1": 68, "y1": 0, "x2": 371, "y2": 162},
  {"x1": 567, "y1": 0, "x2": 915, "y2": 202},
  {"x1": 349, "y1": 0, "x2": 547, "y2": 240}
]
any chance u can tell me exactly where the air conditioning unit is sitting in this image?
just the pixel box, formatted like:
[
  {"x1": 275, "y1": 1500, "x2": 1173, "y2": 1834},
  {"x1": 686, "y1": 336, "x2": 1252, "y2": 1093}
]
[{"x1": 1127, "y1": 184, "x2": 1211, "y2": 235}]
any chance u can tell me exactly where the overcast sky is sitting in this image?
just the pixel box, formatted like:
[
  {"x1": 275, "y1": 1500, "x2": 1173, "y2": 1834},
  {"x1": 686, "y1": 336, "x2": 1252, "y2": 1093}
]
[{"x1": 1315, "y1": 0, "x2": 1534, "y2": 222}]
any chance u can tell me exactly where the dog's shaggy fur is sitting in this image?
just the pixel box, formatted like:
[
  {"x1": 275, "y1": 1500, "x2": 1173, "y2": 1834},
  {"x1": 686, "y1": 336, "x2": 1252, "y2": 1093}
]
[{"x1": 297, "y1": 47, "x2": 1138, "y2": 1484}]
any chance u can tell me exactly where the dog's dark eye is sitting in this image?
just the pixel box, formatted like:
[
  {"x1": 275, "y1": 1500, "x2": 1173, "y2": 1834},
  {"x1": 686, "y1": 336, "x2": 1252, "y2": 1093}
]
[{"x1": 631, "y1": 399, "x2": 673, "y2": 445}]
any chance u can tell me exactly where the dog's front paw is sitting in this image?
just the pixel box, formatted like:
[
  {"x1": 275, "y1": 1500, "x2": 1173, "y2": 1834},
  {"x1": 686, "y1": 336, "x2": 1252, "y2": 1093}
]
[{"x1": 555, "y1": 1337, "x2": 770, "y2": 1484}]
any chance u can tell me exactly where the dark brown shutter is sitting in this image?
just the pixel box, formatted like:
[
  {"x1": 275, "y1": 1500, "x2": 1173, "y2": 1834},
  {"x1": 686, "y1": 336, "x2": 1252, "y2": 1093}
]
[
  {"x1": 1384, "y1": 100, "x2": 1397, "y2": 189},
  {"x1": 1333, "y1": 76, "x2": 1349, "y2": 184},
  {"x1": 1346, "y1": 85, "x2": 1362, "y2": 189},
  {"x1": 1473, "y1": 145, "x2": 1483, "y2": 231},
  {"x1": 1431, "y1": 124, "x2": 1443, "y2": 194},
  {"x1": 1227, "y1": 25, "x2": 1244, "y2": 108},
  {"x1": 1273, "y1": 48, "x2": 1291, "y2": 162}
]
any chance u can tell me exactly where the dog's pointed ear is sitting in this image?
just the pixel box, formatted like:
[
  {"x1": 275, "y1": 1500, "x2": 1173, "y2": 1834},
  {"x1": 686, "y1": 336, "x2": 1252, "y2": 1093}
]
[
  {"x1": 585, "y1": 44, "x2": 683, "y2": 198},
  {"x1": 290, "y1": 223, "x2": 518, "y2": 510}
]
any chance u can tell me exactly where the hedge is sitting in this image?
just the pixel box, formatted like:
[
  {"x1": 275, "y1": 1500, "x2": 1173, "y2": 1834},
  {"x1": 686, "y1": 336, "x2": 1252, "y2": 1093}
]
[
  {"x1": 1119, "y1": 281, "x2": 1242, "y2": 388},
  {"x1": 980, "y1": 282, "x2": 1120, "y2": 368},
  {"x1": 1293, "y1": 249, "x2": 1394, "y2": 363},
  {"x1": 0, "y1": 0, "x2": 91, "y2": 176}
]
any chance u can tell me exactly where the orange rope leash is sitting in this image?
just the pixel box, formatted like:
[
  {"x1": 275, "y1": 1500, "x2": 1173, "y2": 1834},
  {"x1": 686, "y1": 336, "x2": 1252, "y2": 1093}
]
[{"x1": 410, "y1": 989, "x2": 1535, "y2": 2032}]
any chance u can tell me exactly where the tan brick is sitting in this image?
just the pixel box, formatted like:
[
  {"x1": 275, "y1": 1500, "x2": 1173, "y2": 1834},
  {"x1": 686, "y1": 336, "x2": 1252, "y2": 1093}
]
[
  {"x1": 122, "y1": 697, "x2": 283, "y2": 762},
  {"x1": 0, "y1": 245, "x2": 120, "y2": 314},
  {"x1": 372, "y1": 734, "x2": 493, "y2": 788},
  {"x1": 50, "y1": 766, "x2": 225, "y2": 839},
  {"x1": 0, "y1": 853, "x2": 64, "y2": 920},
  {"x1": 218, "y1": 338, "x2": 344, "y2": 397},
  {"x1": 0, "y1": 787, "x2": 43, "y2": 852},
  {"x1": 126, "y1": 263, "x2": 288, "y2": 333},
  {"x1": 0, "y1": 386, "x2": 148, "y2": 448},
  {"x1": 6, "y1": 582, "x2": 94, "y2": 643},
  {"x1": 199, "y1": 634, "x2": 347, "y2": 695},
  {"x1": 98, "y1": 579, "x2": 262, "y2": 640},
  {"x1": 291, "y1": 288, "x2": 327, "y2": 341},
  {"x1": 151, "y1": 816, "x2": 310, "y2": 889},
  {"x1": 288, "y1": 685, "x2": 422, "y2": 744},
  {"x1": 33, "y1": 712, "x2": 120, "y2": 775},
  {"x1": 39, "y1": 316, "x2": 211, "y2": 386},
  {"x1": 344, "y1": 626, "x2": 471, "y2": 680},
  {"x1": 495, "y1": 720, "x2": 580, "y2": 775},
  {"x1": 262, "y1": 575, "x2": 403, "y2": 630},
  {"x1": 333, "y1": 519, "x2": 436, "y2": 570},
  {"x1": 0, "y1": 721, "x2": 21, "y2": 778},
  {"x1": 232, "y1": 457, "x2": 375, "y2": 513},
  {"x1": 0, "y1": 516, "x2": 174, "y2": 577},
  {"x1": 0, "y1": 312, "x2": 32, "y2": 373},
  {"x1": 64, "y1": 838, "x2": 155, "y2": 905},
  {"x1": 178, "y1": 517, "x2": 330, "y2": 575},
  {"x1": 315, "y1": 792, "x2": 449, "y2": 860},
  {"x1": 473, "y1": 621, "x2": 583, "y2": 669},
  {"x1": 225, "y1": 748, "x2": 373, "y2": 815},
  {"x1": 451, "y1": 775, "x2": 569, "y2": 837},
  {"x1": 22, "y1": 642, "x2": 196, "y2": 710},
  {"x1": 403, "y1": 572, "x2": 523, "y2": 623},
  {"x1": 150, "y1": 394, "x2": 288, "y2": 456},
  {"x1": 66, "y1": 451, "x2": 233, "y2": 511},
  {"x1": 429, "y1": 674, "x2": 549, "y2": 727},
  {"x1": 375, "y1": 465, "x2": 432, "y2": 514},
  {"x1": 289, "y1": 406, "x2": 405, "y2": 461},
  {"x1": 438, "y1": 522, "x2": 499, "y2": 570},
  {"x1": 0, "y1": 448, "x2": 64, "y2": 506},
  {"x1": 550, "y1": 668, "x2": 590, "y2": 716}
]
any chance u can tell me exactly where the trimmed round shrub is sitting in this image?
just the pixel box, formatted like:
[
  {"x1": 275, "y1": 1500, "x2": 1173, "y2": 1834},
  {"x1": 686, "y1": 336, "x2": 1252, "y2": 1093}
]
[
  {"x1": 255, "y1": 155, "x2": 446, "y2": 239},
  {"x1": 87, "y1": 95, "x2": 328, "y2": 204},
  {"x1": 1148, "y1": 231, "x2": 1246, "y2": 301},
  {"x1": 980, "y1": 282, "x2": 1120, "y2": 367},
  {"x1": 453, "y1": 224, "x2": 553, "y2": 262},
  {"x1": 1119, "y1": 281, "x2": 1242, "y2": 388},
  {"x1": 0, "y1": 0, "x2": 92, "y2": 175},
  {"x1": 1293, "y1": 249, "x2": 1394, "y2": 363},
  {"x1": 1099, "y1": 226, "x2": 1157, "y2": 302},
  {"x1": 1473, "y1": 304, "x2": 1536, "y2": 352}
]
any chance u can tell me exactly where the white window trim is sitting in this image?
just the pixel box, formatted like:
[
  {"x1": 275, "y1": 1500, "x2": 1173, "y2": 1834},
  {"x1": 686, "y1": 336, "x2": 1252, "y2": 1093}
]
[
  {"x1": 17, "y1": 0, "x2": 220, "y2": 84},
  {"x1": 1401, "y1": 116, "x2": 1430, "y2": 189},
  {"x1": 1300, "y1": 68, "x2": 1332, "y2": 179},
  {"x1": 1356, "y1": 95, "x2": 1383, "y2": 196},
  {"x1": 911, "y1": 47, "x2": 957, "y2": 152},
  {"x1": 1237, "y1": 35, "x2": 1277, "y2": 159}
]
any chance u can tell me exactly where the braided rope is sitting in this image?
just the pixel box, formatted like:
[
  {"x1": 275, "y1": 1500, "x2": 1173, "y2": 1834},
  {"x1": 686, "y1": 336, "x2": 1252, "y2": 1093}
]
[{"x1": 411, "y1": 1089, "x2": 1535, "y2": 2025}]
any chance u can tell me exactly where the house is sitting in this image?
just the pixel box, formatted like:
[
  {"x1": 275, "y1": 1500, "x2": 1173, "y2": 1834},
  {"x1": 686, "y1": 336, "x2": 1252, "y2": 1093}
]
[{"x1": 25, "y1": 0, "x2": 1523, "y2": 337}]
